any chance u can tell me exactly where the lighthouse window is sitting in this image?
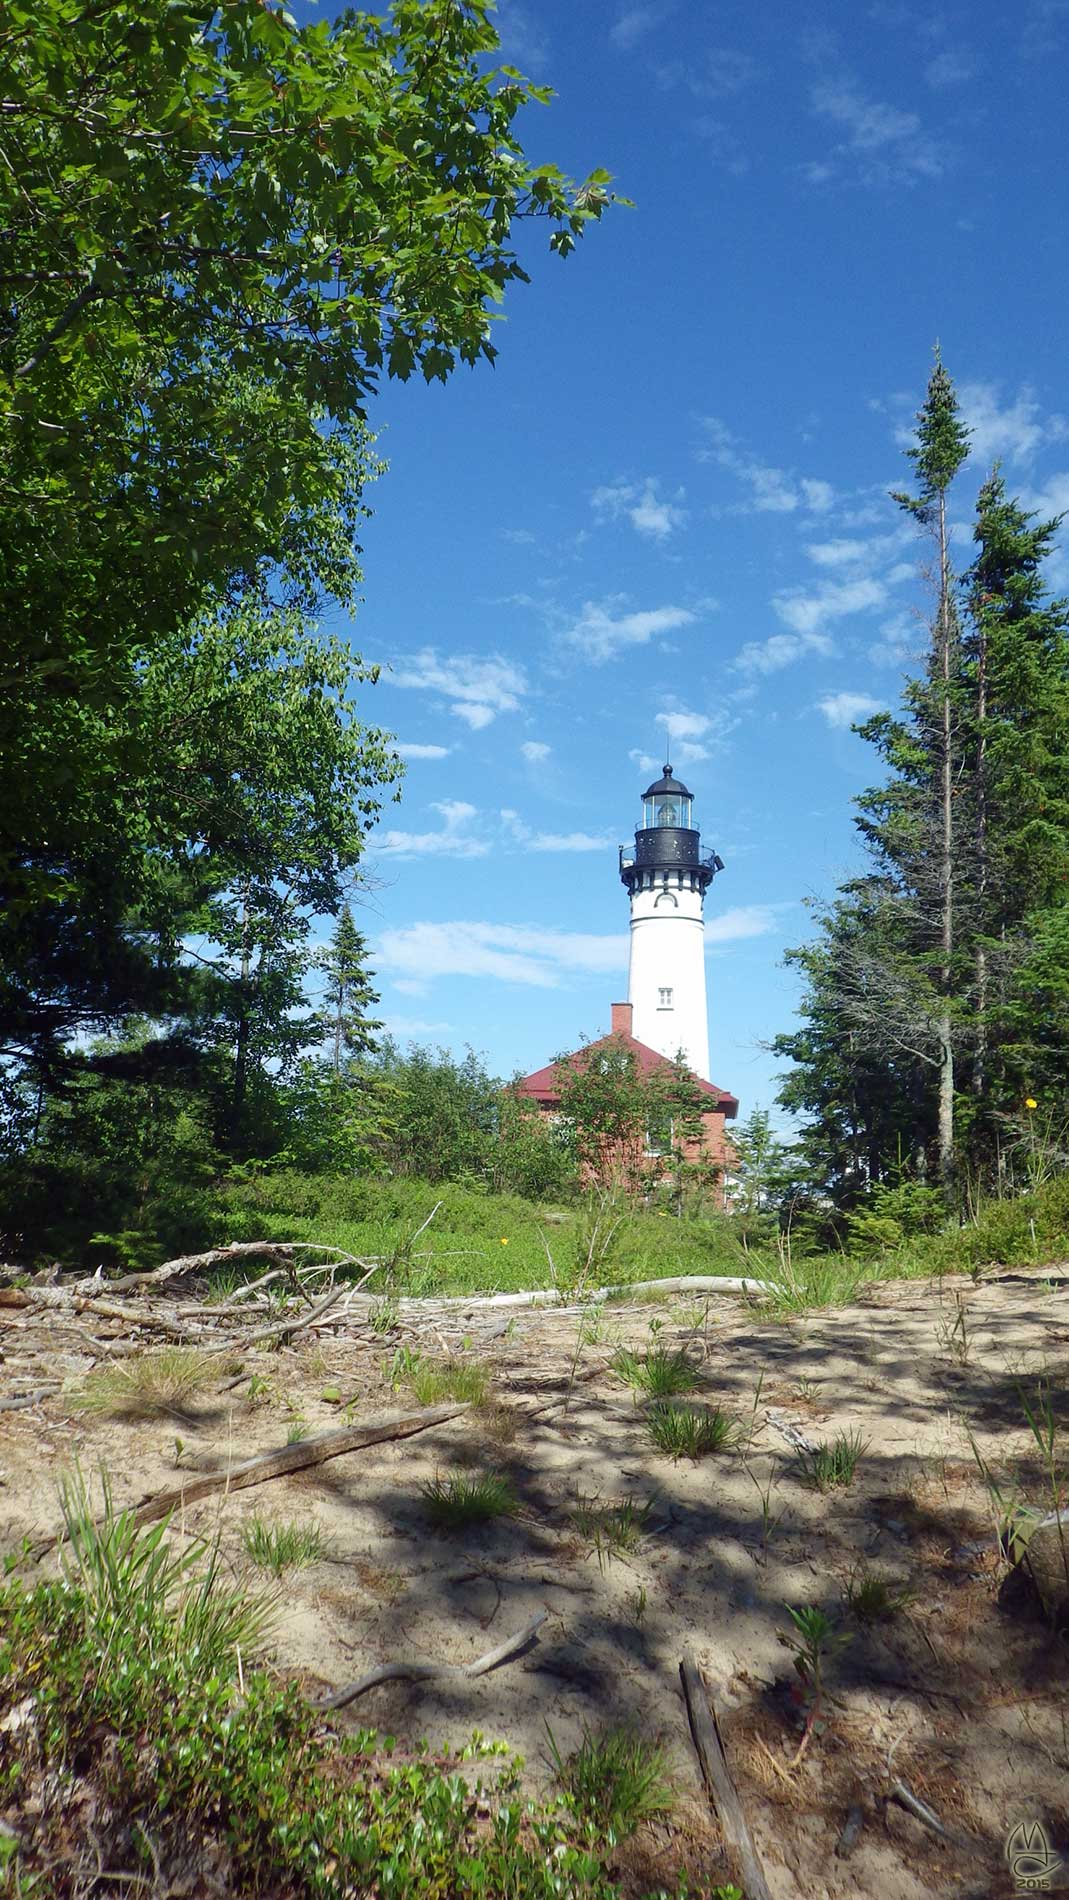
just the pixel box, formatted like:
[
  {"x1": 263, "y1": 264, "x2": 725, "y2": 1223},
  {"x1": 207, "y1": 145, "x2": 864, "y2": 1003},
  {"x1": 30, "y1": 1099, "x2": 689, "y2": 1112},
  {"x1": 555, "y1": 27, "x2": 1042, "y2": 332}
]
[{"x1": 658, "y1": 987, "x2": 674, "y2": 1008}]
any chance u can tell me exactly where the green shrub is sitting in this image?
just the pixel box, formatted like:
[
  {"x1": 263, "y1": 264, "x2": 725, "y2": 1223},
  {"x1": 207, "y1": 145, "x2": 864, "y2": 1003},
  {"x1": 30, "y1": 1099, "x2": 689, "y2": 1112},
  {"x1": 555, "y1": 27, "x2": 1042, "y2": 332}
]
[
  {"x1": 0, "y1": 1480, "x2": 663, "y2": 1898},
  {"x1": 645, "y1": 1401, "x2": 739, "y2": 1458}
]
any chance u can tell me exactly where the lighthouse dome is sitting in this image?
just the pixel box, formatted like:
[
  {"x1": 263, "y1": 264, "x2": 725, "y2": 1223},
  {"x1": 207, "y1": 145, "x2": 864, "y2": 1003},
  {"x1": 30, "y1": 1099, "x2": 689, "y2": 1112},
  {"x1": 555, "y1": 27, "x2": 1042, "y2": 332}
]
[{"x1": 642, "y1": 764, "x2": 692, "y2": 800}]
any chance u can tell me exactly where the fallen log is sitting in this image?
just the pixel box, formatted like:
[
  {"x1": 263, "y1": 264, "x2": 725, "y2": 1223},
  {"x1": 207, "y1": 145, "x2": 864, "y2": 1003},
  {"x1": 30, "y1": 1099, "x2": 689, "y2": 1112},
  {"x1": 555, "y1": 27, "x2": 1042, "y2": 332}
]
[
  {"x1": 310, "y1": 1609, "x2": 547, "y2": 1710},
  {"x1": 680, "y1": 1650, "x2": 773, "y2": 1900},
  {"x1": 34, "y1": 1403, "x2": 468, "y2": 1553}
]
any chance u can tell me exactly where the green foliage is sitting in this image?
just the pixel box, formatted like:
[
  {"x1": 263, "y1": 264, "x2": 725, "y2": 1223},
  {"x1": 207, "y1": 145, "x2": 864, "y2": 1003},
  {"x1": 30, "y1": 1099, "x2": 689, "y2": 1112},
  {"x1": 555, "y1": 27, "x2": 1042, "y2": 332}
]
[
  {"x1": 796, "y1": 1430, "x2": 868, "y2": 1492},
  {"x1": 644, "y1": 1401, "x2": 739, "y2": 1458},
  {"x1": 611, "y1": 1346, "x2": 700, "y2": 1399},
  {"x1": 781, "y1": 1603, "x2": 852, "y2": 1760},
  {"x1": 0, "y1": 1496, "x2": 626, "y2": 1898},
  {"x1": 319, "y1": 909, "x2": 382, "y2": 1076},
  {"x1": 546, "y1": 1726, "x2": 673, "y2": 1839},
  {"x1": 240, "y1": 1518, "x2": 330, "y2": 1578},
  {"x1": 778, "y1": 352, "x2": 1069, "y2": 1199},
  {"x1": 421, "y1": 1471, "x2": 518, "y2": 1529}
]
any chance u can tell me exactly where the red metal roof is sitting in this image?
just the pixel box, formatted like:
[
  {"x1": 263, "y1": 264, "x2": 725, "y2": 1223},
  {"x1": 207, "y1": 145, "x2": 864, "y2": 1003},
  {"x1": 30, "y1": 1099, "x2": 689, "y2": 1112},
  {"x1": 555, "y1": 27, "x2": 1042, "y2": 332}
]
[{"x1": 514, "y1": 1031, "x2": 739, "y2": 1119}]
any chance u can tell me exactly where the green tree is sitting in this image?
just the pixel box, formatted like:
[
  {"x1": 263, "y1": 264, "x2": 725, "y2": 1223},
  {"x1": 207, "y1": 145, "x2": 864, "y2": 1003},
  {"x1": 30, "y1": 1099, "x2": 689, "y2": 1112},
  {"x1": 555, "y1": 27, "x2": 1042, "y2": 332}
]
[
  {"x1": 1, "y1": 0, "x2": 613, "y2": 1078},
  {"x1": 319, "y1": 910, "x2": 382, "y2": 1076},
  {"x1": 960, "y1": 473, "x2": 1069, "y2": 1135},
  {"x1": 889, "y1": 349, "x2": 971, "y2": 1184}
]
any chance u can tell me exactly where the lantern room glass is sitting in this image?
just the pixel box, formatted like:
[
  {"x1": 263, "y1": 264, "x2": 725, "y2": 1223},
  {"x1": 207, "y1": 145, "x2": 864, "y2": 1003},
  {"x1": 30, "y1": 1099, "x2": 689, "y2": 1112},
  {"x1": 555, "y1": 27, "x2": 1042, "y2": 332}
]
[{"x1": 643, "y1": 793, "x2": 693, "y2": 829}]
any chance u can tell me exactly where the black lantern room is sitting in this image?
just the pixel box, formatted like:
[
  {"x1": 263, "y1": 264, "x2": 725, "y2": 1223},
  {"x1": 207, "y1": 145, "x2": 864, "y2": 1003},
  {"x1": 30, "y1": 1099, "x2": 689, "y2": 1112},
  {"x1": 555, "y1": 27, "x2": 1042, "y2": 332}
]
[{"x1": 619, "y1": 764, "x2": 724, "y2": 896}]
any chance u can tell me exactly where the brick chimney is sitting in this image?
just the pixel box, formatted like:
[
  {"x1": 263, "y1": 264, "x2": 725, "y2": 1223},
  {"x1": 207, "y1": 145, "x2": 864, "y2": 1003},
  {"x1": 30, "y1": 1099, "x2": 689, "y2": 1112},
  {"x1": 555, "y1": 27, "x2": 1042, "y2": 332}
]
[{"x1": 610, "y1": 1001, "x2": 633, "y2": 1038}]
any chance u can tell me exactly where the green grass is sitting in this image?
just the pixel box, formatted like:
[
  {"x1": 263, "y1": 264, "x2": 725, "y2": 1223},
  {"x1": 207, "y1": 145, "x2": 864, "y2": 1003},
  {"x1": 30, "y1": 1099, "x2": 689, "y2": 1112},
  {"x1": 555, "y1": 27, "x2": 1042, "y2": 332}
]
[
  {"x1": 241, "y1": 1517, "x2": 329, "y2": 1577},
  {"x1": 570, "y1": 1491, "x2": 656, "y2": 1564},
  {"x1": 645, "y1": 1400, "x2": 739, "y2": 1458},
  {"x1": 843, "y1": 1567, "x2": 913, "y2": 1623},
  {"x1": 216, "y1": 1174, "x2": 749, "y2": 1296},
  {"x1": 71, "y1": 1349, "x2": 217, "y2": 1419},
  {"x1": 0, "y1": 1478, "x2": 650, "y2": 1899},
  {"x1": 406, "y1": 1357, "x2": 491, "y2": 1407},
  {"x1": 610, "y1": 1345, "x2": 700, "y2": 1398},
  {"x1": 207, "y1": 1168, "x2": 1069, "y2": 1310},
  {"x1": 421, "y1": 1470, "x2": 518, "y2": 1529},
  {"x1": 546, "y1": 1725, "x2": 674, "y2": 1839},
  {"x1": 797, "y1": 1429, "x2": 868, "y2": 1492}
]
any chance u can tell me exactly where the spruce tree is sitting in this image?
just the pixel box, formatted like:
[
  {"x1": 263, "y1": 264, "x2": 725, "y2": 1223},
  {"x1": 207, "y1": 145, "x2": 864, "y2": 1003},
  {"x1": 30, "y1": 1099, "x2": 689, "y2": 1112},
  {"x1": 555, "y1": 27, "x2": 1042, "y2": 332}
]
[
  {"x1": 961, "y1": 474, "x2": 1069, "y2": 1132},
  {"x1": 320, "y1": 909, "x2": 382, "y2": 1075},
  {"x1": 890, "y1": 349, "x2": 971, "y2": 1185}
]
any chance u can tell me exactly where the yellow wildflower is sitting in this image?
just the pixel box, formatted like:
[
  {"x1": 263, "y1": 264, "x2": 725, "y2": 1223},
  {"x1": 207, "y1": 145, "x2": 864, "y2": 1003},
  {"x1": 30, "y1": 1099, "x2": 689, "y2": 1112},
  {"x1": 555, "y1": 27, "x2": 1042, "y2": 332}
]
[
  {"x1": 500, "y1": 1237, "x2": 509, "y2": 1245},
  {"x1": 1025, "y1": 1097, "x2": 1038, "y2": 1110}
]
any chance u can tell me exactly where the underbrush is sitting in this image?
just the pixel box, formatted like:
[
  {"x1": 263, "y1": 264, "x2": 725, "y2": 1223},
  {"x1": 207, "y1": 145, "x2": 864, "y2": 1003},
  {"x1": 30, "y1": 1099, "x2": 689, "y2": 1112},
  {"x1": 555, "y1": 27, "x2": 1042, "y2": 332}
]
[
  {"x1": 0, "y1": 1481, "x2": 701, "y2": 1898},
  {"x1": 216, "y1": 1173, "x2": 746, "y2": 1294}
]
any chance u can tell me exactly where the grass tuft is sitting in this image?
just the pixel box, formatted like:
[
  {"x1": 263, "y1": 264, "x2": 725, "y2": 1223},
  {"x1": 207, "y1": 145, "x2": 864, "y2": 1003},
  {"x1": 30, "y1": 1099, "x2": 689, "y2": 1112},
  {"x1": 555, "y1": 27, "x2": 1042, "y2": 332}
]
[
  {"x1": 843, "y1": 1566, "x2": 913, "y2": 1623},
  {"x1": 645, "y1": 1400, "x2": 739, "y2": 1458},
  {"x1": 409, "y1": 1357, "x2": 490, "y2": 1407},
  {"x1": 570, "y1": 1490, "x2": 656, "y2": 1565},
  {"x1": 241, "y1": 1516, "x2": 329, "y2": 1577},
  {"x1": 797, "y1": 1429, "x2": 868, "y2": 1491},
  {"x1": 610, "y1": 1346, "x2": 699, "y2": 1399},
  {"x1": 58, "y1": 1465, "x2": 274, "y2": 1666},
  {"x1": 547, "y1": 1724, "x2": 674, "y2": 1839},
  {"x1": 421, "y1": 1469, "x2": 518, "y2": 1529},
  {"x1": 71, "y1": 1348, "x2": 217, "y2": 1419}
]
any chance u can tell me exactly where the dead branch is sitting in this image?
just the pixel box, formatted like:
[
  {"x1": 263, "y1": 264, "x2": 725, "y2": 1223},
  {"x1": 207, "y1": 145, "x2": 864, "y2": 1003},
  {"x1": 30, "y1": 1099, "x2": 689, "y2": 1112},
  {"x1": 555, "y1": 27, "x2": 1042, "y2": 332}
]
[
  {"x1": 887, "y1": 1779, "x2": 983, "y2": 1852},
  {"x1": 34, "y1": 1404, "x2": 469, "y2": 1554},
  {"x1": 680, "y1": 1650, "x2": 773, "y2": 1900},
  {"x1": 310, "y1": 1609, "x2": 547, "y2": 1710}
]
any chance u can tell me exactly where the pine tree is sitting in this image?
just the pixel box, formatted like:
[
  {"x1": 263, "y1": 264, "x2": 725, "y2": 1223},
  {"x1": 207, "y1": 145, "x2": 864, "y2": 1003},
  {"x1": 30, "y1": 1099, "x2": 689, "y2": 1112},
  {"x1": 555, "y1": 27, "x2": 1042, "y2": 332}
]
[
  {"x1": 890, "y1": 349, "x2": 971, "y2": 1185},
  {"x1": 320, "y1": 909, "x2": 381, "y2": 1075},
  {"x1": 961, "y1": 474, "x2": 1069, "y2": 1134}
]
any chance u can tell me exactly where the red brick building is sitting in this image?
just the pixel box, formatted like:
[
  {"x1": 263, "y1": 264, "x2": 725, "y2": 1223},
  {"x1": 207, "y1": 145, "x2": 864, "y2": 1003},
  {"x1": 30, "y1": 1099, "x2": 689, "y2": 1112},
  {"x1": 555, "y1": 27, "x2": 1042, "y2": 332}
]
[{"x1": 514, "y1": 1001, "x2": 738, "y2": 1189}]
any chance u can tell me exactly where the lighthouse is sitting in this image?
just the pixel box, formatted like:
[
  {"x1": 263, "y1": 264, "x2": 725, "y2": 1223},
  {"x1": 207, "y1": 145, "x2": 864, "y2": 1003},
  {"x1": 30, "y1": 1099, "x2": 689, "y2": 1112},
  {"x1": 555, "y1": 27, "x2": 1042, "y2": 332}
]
[{"x1": 618, "y1": 764, "x2": 723, "y2": 1081}]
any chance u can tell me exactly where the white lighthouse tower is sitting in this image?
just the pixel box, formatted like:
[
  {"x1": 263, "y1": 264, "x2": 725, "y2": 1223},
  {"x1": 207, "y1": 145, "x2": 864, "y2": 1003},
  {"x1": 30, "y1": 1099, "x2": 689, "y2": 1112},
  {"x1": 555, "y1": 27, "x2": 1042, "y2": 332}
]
[{"x1": 619, "y1": 764, "x2": 723, "y2": 1081}]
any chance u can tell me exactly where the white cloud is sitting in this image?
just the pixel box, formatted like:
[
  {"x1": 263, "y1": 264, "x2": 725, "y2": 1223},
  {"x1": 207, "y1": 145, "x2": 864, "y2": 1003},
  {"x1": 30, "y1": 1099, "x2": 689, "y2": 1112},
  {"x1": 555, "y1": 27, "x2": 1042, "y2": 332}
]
[
  {"x1": 800, "y1": 478, "x2": 835, "y2": 514},
  {"x1": 653, "y1": 706, "x2": 736, "y2": 764},
  {"x1": 704, "y1": 904, "x2": 786, "y2": 946},
  {"x1": 393, "y1": 741, "x2": 451, "y2": 761},
  {"x1": 658, "y1": 46, "x2": 759, "y2": 97},
  {"x1": 734, "y1": 631, "x2": 835, "y2": 674},
  {"x1": 390, "y1": 649, "x2": 527, "y2": 729},
  {"x1": 520, "y1": 740, "x2": 551, "y2": 763},
  {"x1": 629, "y1": 749, "x2": 659, "y2": 773},
  {"x1": 501, "y1": 809, "x2": 607, "y2": 853},
  {"x1": 493, "y1": 0, "x2": 549, "y2": 67},
  {"x1": 376, "y1": 800, "x2": 488, "y2": 860},
  {"x1": 378, "y1": 908, "x2": 783, "y2": 994},
  {"x1": 566, "y1": 598, "x2": 698, "y2": 663},
  {"x1": 809, "y1": 76, "x2": 946, "y2": 183},
  {"x1": 377, "y1": 921, "x2": 628, "y2": 993},
  {"x1": 773, "y1": 574, "x2": 889, "y2": 636},
  {"x1": 610, "y1": 5, "x2": 661, "y2": 49},
  {"x1": 957, "y1": 381, "x2": 1068, "y2": 466},
  {"x1": 816, "y1": 690, "x2": 884, "y2": 728},
  {"x1": 700, "y1": 419, "x2": 834, "y2": 515},
  {"x1": 925, "y1": 48, "x2": 978, "y2": 87},
  {"x1": 592, "y1": 477, "x2": 687, "y2": 541}
]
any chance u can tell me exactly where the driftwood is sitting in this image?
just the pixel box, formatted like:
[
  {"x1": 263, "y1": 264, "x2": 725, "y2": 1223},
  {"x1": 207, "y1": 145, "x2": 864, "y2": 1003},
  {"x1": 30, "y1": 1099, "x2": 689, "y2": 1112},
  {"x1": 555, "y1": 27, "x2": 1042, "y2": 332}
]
[
  {"x1": 35, "y1": 1404, "x2": 468, "y2": 1554},
  {"x1": 0, "y1": 1387, "x2": 59, "y2": 1412},
  {"x1": 310, "y1": 1609, "x2": 547, "y2": 1711},
  {"x1": 888, "y1": 1779, "x2": 982, "y2": 1852},
  {"x1": 680, "y1": 1650, "x2": 773, "y2": 1900}
]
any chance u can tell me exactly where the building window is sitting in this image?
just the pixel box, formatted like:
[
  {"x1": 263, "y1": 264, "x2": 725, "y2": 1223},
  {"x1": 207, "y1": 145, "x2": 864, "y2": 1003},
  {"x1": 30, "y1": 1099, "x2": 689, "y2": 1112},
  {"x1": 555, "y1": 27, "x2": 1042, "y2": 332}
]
[{"x1": 658, "y1": 986, "x2": 674, "y2": 1008}]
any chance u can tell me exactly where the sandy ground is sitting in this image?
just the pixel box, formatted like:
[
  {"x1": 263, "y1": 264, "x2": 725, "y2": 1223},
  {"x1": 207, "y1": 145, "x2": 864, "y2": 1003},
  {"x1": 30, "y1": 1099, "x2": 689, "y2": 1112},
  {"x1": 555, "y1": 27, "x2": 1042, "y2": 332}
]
[{"x1": 3, "y1": 1269, "x2": 1069, "y2": 1898}]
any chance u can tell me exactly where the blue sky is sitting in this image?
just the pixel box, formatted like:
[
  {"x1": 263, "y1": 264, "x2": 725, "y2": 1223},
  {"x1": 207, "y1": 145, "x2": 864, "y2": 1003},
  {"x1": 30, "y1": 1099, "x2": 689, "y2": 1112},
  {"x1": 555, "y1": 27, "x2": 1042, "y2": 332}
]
[{"x1": 311, "y1": 0, "x2": 1069, "y2": 1118}]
